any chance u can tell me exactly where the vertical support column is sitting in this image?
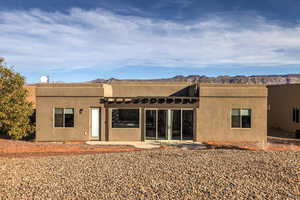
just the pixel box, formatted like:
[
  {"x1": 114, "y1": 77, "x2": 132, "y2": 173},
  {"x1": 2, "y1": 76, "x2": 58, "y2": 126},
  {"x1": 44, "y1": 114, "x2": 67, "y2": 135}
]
[
  {"x1": 105, "y1": 107, "x2": 109, "y2": 141},
  {"x1": 140, "y1": 107, "x2": 145, "y2": 141},
  {"x1": 193, "y1": 108, "x2": 198, "y2": 142},
  {"x1": 100, "y1": 107, "x2": 106, "y2": 141},
  {"x1": 167, "y1": 109, "x2": 172, "y2": 140},
  {"x1": 156, "y1": 109, "x2": 158, "y2": 140},
  {"x1": 180, "y1": 109, "x2": 183, "y2": 140}
]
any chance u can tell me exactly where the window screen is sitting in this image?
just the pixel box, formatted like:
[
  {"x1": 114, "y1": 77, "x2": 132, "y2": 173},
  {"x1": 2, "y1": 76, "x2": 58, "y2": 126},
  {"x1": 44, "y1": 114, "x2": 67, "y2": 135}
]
[
  {"x1": 64, "y1": 108, "x2": 74, "y2": 127},
  {"x1": 241, "y1": 109, "x2": 251, "y2": 128},
  {"x1": 231, "y1": 109, "x2": 241, "y2": 128},
  {"x1": 112, "y1": 109, "x2": 139, "y2": 128},
  {"x1": 231, "y1": 109, "x2": 251, "y2": 128},
  {"x1": 293, "y1": 108, "x2": 299, "y2": 123},
  {"x1": 54, "y1": 108, "x2": 64, "y2": 127}
]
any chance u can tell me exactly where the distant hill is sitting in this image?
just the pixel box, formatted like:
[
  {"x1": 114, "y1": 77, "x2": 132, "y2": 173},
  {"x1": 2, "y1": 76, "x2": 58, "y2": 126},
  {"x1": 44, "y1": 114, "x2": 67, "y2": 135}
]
[{"x1": 91, "y1": 74, "x2": 300, "y2": 85}]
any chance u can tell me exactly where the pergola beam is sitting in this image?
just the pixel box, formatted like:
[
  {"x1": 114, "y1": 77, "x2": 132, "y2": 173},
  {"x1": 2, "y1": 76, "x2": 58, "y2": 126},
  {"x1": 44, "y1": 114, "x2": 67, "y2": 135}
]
[{"x1": 100, "y1": 96, "x2": 199, "y2": 105}]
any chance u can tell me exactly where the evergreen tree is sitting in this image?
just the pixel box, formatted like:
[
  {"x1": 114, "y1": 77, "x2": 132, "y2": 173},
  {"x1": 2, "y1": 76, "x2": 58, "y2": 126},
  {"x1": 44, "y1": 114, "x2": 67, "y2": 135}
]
[{"x1": 0, "y1": 60, "x2": 34, "y2": 139}]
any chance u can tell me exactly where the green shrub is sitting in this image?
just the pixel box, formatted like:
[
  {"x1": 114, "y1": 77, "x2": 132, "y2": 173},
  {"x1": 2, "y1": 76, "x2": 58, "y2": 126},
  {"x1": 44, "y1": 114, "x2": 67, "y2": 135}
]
[{"x1": 0, "y1": 63, "x2": 34, "y2": 139}]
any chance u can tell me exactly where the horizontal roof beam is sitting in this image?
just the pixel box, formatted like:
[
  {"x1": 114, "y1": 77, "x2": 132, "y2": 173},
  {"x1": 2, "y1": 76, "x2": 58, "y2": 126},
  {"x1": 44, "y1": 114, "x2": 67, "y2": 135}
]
[{"x1": 100, "y1": 96, "x2": 198, "y2": 105}]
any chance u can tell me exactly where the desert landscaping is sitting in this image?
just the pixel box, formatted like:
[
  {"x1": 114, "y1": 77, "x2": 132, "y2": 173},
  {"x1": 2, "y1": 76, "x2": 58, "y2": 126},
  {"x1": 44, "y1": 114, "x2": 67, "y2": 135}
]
[{"x1": 0, "y1": 139, "x2": 299, "y2": 199}]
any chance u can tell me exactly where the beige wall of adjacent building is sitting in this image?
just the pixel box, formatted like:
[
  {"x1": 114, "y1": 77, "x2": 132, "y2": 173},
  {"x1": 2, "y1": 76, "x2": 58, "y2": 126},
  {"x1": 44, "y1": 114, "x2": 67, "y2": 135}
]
[
  {"x1": 268, "y1": 84, "x2": 300, "y2": 133},
  {"x1": 24, "y1": 85, "x2": 36, "y2": 108}
]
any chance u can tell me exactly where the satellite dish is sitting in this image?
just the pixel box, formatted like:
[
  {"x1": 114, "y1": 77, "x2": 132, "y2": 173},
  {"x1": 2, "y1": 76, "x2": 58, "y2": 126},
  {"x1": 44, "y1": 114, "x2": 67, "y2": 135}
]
[{"x1": 40, "y1": 76, "x2": 49, "y2": 83}]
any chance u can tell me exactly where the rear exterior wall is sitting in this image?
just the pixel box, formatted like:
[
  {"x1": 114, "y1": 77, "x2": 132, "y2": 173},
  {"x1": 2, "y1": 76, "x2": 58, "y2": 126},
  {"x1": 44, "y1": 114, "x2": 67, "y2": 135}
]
[
  {"x1": 36, "y1": 84, "x2": 105, "y2": 142},
  {"x1": 36, "y1": 96, "x2": 105, "y2": 141},
  {"x1": 196, "y1": 85, "x2": 267, "y2": 143},
  {"x1": 35, "y1": 83, "x2": 268, "y2": 143}
]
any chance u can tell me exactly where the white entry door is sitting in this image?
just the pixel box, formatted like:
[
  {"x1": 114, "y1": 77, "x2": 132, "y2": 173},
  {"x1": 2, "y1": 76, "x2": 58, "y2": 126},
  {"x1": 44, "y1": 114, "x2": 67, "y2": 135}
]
[{"x1": 91, "y1": 108, "x2": 100, "y2": 138}]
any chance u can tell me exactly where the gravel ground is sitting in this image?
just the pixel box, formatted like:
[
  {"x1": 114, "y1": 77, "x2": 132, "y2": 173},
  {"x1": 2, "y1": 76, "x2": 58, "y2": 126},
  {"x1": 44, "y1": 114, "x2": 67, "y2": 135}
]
[
  {"x1": 0, "y1": 149, "x2": 299, "y2": 200},
  {"x1": 0, "y1": 139, "x2": 139, "y2": 156}
]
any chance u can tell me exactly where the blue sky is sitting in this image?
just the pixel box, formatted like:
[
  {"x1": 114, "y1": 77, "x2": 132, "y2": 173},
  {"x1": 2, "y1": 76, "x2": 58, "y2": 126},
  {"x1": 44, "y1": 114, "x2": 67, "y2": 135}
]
[{"x1": 1, "y1": 0, "x2": 300, "y2": 83}]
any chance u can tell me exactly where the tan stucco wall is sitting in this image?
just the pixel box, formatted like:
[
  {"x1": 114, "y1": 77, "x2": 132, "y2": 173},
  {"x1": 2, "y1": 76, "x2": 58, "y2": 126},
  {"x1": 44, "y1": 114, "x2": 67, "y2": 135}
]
[
  {"x1": 36, "y1": 84, "x2": 105, "y2": 142},
  {"x1": 196, "y1": 85, "x2": 267, "y2": 143},
  {"x1": 110, "y1": 82, "x2": 194, "y2": 97},
  {"x1": 36, "y1": 96, "x2": 104, "y2": 141},
  {"x1": 36, "y1": 85, "x2": 104, "y2": 97},
  {"x1": 199, "y1": 84, "x2": 267, "y2": 97},
  {"x1": 268, "y1": 84, "x2": 300, "y2": 133}
]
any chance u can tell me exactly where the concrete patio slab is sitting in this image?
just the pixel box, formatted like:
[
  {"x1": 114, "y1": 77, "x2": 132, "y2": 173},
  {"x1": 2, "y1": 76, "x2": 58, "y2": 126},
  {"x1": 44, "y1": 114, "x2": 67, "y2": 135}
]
[
  {"x1": 86, "y1": 141, "x2": 160, "y2": 149},
  {"x1": 86, "y1": 141, "x2": 207, "y2": 150}
]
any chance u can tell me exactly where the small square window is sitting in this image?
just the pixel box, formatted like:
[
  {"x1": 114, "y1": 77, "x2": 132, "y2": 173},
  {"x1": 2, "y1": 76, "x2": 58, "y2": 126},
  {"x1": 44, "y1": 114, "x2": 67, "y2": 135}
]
[
  {"x1": 54, "y1": 108, "x2": 74, "y2": 128},
  {"x1": 231, "y1": 109, "x2": 251, "y2": 128}
]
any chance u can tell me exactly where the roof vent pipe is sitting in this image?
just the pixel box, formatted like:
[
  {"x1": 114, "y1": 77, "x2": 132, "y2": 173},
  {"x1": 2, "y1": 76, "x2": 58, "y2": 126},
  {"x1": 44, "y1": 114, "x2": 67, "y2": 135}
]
[{"x1": 40, "y1": 76, "x2": 49, "y2": 83}]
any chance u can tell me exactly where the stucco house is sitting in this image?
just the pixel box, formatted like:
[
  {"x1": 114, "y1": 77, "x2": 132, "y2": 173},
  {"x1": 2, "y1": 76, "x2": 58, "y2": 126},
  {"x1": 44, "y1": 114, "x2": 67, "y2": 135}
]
[{"x1": 26, "y1": 82, "x2": 267, "y2": 143}]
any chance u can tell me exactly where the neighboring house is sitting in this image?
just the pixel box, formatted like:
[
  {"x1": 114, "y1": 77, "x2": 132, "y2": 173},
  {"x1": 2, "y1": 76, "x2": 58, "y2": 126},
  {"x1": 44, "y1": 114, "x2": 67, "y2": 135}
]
[
  {"x1": 30, "y1": 82, "x2": 267, "y2": 143},
  {"x1": 24, "y1": 85, "x2": 36, "y2": 108},
  {"x1": 268, "y1": 84, "x2": 300, "y2": 135}
]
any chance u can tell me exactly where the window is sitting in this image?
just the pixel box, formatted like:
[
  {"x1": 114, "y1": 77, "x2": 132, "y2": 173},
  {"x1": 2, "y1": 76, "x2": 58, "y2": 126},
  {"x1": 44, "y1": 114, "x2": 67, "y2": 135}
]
[
  {"x1": 231, "y1": 109, "x2": 251, "y2": 128},
  {"x1": 293, "y1": 108, "x2": 299, "y2": 123},
  {"x1": 112, "y1": 109, "x2": 139, "y2": 128},
  {"x1": 54, "y1": 108, "x2": 74, "y2": 127}
]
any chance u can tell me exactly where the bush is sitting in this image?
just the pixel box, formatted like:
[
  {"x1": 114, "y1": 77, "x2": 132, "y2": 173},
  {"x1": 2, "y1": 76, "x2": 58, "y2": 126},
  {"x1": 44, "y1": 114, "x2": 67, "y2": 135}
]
[{"x1": 0, "y1": 63, "x2": 34, "y2": 139}]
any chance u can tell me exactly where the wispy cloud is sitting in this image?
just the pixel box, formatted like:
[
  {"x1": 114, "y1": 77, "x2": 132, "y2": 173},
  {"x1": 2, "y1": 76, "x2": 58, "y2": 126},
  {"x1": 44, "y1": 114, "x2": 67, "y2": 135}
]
[
  {"x1": 1, "y1": 8, "x2": 300, "y2": 73},
  {"x1": 154, "y1": 0, "x2": 194, "y2": 9}
]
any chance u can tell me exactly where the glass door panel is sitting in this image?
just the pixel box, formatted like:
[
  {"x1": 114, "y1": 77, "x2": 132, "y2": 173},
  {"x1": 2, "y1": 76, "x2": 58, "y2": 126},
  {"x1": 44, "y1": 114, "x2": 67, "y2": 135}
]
[
  {"x1": 182, "y1": 110, "x2": 194, "y2": 140},
  {"x1": 171, "y1": 110, "x2": 181, "y2": 140},
  {"x1": 145, "y1": 110, "x2": 157, "y2": 140},
  {"x1": 145, "y1": 109, "x2": 194, "y2": 140},
  {"x1": 157, "y1": 110, "x2": 168, "y2": 140}
]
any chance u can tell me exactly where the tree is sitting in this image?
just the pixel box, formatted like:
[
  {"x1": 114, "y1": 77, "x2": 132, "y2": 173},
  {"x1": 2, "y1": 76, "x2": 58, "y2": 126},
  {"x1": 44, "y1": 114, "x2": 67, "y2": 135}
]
[{"x1": 0, "y1": 61, "x2": 34, "y2": 139}]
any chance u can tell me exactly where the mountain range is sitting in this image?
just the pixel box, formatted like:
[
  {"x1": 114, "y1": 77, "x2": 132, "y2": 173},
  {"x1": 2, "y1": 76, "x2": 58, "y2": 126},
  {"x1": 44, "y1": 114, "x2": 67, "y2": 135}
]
[{"x1": 91, "y1": 74, "x2": 300, "y2": 85}]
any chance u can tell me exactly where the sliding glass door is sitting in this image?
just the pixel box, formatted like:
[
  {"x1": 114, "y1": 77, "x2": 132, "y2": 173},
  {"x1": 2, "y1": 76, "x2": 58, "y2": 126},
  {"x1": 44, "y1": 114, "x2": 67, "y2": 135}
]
[
  {"x1": 157, "y1": 110, "x2": 168, "y2": 140},
  {"x1": 145, "y1": 109, "x2": 194, "y2": 140},
  {"x1": 182, "y1": 110, "x2": 194, "y2": 140},
  {"x1": 171, "y1": 110, "x2": 181, "y2": 140},
  {"x1": 145, "y1": 110, "x2": 156, "y2": 140}
]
